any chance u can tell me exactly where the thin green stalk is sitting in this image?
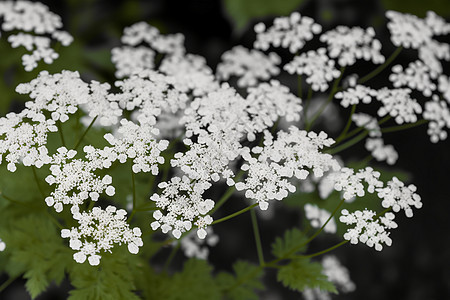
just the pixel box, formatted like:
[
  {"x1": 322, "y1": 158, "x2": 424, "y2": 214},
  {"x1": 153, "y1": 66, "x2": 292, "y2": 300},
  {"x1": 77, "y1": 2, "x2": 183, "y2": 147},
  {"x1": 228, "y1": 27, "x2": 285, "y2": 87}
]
[
  {"x1": 358, "y1": 47, "x2": 403, "y2": 84},
  {"x1": 46, "y1": 210, "x2": 64, "y2": 229},
  {"x1": 32, "y1": 166, "x2": 45, "y2": 198},
  {"x1": 0, "y1": 192, "x2": 25, "y2": 205},
  {"x1": 211, "y1": 203, "x2": 258, "y2": 225},
  {"x1": 163, "y1": 242, "x2": 180, "y2": 273},
  {"x1": 250, "y1": 209, "x2": 265, "y2": 266},
  {"x1": 381, "y1": 119, "x2": 428, "y2": 134},
  {"x1": 209, "y1": 170, "x2": 245, "y2": 215},
  {"x1": 306, "y1": 67, "x2": 345, "y2": 130},
  {"x1": 298, "y1": 75, "x2": 303, "y2": 98},
  {"x1": 303, "y1": 86, "x2": 313, "y2": 124},
  {"x1": 0, "y1": 273, "x2": 21, "y2": 293},
  {"x1": 302, "y1": 240, "x2": 349, "y2": 258},
  {"x1": 57, "y1": 122, "x2": 66, "y2": 147},
  {"x1": 74, "y1": 116, "x2": 97, "y2": 150},
  {"x1": 335, "y1": 104, "x2": 356, "y2": 142},
  {"x1": 326, "y1": 131, "x2": 369, "y2": 155},
  {"x1": 128, "y1": 163, "x2": 137, "y2": 222}
]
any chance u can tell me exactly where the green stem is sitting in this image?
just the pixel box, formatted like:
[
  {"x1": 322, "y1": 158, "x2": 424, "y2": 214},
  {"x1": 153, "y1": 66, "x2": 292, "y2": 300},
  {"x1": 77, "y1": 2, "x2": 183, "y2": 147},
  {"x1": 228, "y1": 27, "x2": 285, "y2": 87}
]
[
  {"x1": 209, "y1": 171, "x2": 245, "y2": 215},
  {"x1": 0, "y1": 273, "x2": 21, "y2": 293},
  {"x1": 211, "y1": 203, "x2": 258, "y2": 225},
  {"x1": 128, "y1": 163, "x2": 137, "y2": 222},
  {"x1": 163, "y1": 242, "x2": 180, "y2": 273},
  {"x1": 306, "y1": 67, "x2": 345, "y2": 130},
  {"x1": 298, "y1": 75, "x2": 303, "y2": 98},
  {"x1": 326, "y1": 131, "x2": 368, "y2": 155},
  {"x1": 32, "y1": 166, "x2": 45, "y2": 198},
  {"x1": 57, "y1": 122, "x2": 66, "y2": 147},
  {"x1": 303, "y1": 86, "x2": 313, "y2": 124},
  {"x1": 74, "y1": 116, "x2": 97, "y2": 150},
  {"x1": 358, "y1": 47, "x2": 403, "y2": 84},
  {"x1": 302, "y1": 240, "x2": 349, "y2": 258},
  {"x1": 0, "y1": 192, "x2": 26, "y2": 205},
  {"x1": 335, "y1": 104, "x2": 356, "y2": 142},
  {"x1": 250, "y1": 209, "x2": 265, "y2": 266},
  {"x1": 381, "y1": 119, "x2": 428, "y2": 134}
]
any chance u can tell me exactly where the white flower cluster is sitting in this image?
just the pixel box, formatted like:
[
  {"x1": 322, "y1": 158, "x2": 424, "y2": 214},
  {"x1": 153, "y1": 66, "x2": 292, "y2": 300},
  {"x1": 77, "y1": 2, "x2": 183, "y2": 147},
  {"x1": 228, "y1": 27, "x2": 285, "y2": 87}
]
[
  {"x1": 390, "y1": 61, "x2": 437, "y2": 97},
  {"x1": 334, "y1": 169, "x2": 422, "y2": 250},
  {"x1": 0, "y1": 1, "x2": 73, "y2": 71},
  {"x1": 438, "y1": 75, "x2": 450, "y2": 103},
  {"x1": 110, "y1": 70, "x2": 189, "y2": 126},
  {"x1": 335, "y1": 85, "x2": 377, "y2": 108},
  {"x1": 253, "y1": 12, "x2": 322, "y2": 53},
  {"x1": 111, "y1": 22, "x2": 185, "y2": 78},
  {"x1": 320, "y1": 26, "x2": 385, "y2": 66},
  {"x1": 159, "y1": 54, "x2": 219, "y2": 96},
  {"x1": 423, "y1": 95, "x2": 450, "y2": 142},
  {"x1": 302, "y1": 255, "x2": 355, "y2": 300},
  {"x1": 386, "y1": 10, "x2": 450, "y2": 74},
  {"x1": 150, "y1": 176, "x2": 215, "y2": 239},
  {"x1": 376, "y1": 88, "x2": 422, "y2": 124},
  {"x1": 331, "y1": 167, "x2": 383, "y2": 201},
  {"x1": 0, "y1": 110, "x2": 57, "y2": 172},
  {"x1": 351, "y1": 113, "x2": 382, "y2": 137},
  {"x1": 340, "y1": 209, "x2": 397, "y2": 251},
  {"x1": 61, "y1": 206, "x2": 143, "y2": 266},
  {"x1": 216, "y1": 46, "x2": 281, "y2": 87},
  {"x1": 365, "y1": 138, "x2": 398, "y2": 165},
  {"x1": 304, "y1": 203, "x2": 336, "y2": 233},
  {"x1": 234, "y1": 127, "x2": 340, "y2": 210},
  {"x1": 284, "y1": 48, "x2": 341, "y2": 92},
  {"x1": 377, "y1": 177, "x2": 422, "y2": 217},
  {"x1": 16, "y1": 70, "x2": 122, "y2": 126},
  {"x1": 179, "y1": 227, "x2": 219, "y2": 260}
]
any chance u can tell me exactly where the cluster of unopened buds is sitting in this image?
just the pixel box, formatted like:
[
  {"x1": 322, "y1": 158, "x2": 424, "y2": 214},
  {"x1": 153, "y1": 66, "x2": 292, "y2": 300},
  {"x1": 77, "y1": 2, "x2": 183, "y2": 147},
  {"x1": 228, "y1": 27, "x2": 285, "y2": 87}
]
[{"x1": 0, "y1": 4, "x2": 447, "y2": 298}]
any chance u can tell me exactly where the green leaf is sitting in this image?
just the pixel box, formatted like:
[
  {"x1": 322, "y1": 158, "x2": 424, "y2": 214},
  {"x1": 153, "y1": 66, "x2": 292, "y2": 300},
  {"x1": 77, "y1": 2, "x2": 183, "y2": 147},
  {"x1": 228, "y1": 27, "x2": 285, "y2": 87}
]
[
  {"x1": 217, "y1": 261, "x2": 264, "y2": 300},
  {"x1": 277, "y1": 257, "x2": 337, "y2": 293},
  {"x1": 271, "y1": 227, "x2": 308, "y2": 259},
  {"x1": 24, "y1": 267, "x2": 50, "y2": 299},
  {"x1": 381, "y1": 0, "x2": 450, "y2": 18},
  {"x1": 68, "y1": 250, "x2": 141, "y2": 300},
  {"x1": 223, "y1": 0, "x2": 306, "y2": 32},
  {"x1": 166, "y1": 259, "x2": 221, "y2": 300}
]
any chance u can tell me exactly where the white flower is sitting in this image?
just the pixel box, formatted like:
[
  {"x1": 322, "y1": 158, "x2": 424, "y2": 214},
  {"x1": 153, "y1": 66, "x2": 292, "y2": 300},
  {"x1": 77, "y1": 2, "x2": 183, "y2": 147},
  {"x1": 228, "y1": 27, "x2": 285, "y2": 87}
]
[
  {"x1": 376, "y1": 88, "x2": 422, "y2": 124},
  {"x1": 320, "y1": 26, "x2": 385, "y2": 66},
  {"x1": 61, "y1": 206, "x2": 143, "y2": 266},
  {"x1": 389, "y1": 61, "x2": 437, "y2": 97},
  {"x1": 0, "y1": 238, "x2": 5, "y2": 251},
  {"x1": 111, "y1": 46, "x2": 155, "y2": 78},
  {"x1": 340, "y1": 209, "x2": 397, "y2": 251},
  {"x1": 351, "y1": 113, "x2": 382, "y2": 137},
  {"x1": 331, "y1": 167, "x2": 383, "y2": 200},
  {"x1": 438, "y1": 75, "x2": 450, "y2": 103},
  {"x1": 321, "y1": 255, "x2": 356, "y2": 293},
  {"x1": 0, "y1": 1, "x2": 72, "y2": 71},
  {"x1": 365, "y1": 138, "x2": 398, "y2": 165},
  {"x1": 254, "y1": 12, "x2": 322, "y2": 53},
  {"x1": 216, "y1": 46, "x2": 281, "y2": 87},
  {"x1": 150, "y1": 176, "x2": 215, "y2": 239},
  {"x1": 423, "y1": 95, "x2": 450, "y2": 143},
  {"x1": 284, "y1": 48, "x2": 341, "y2": 92},
  {"x1": 304, "y1": 204, "x2": 336, "y2": 233},
  {"x1": 377, "y1": 177, "x2": 422, "y2": 218},
  {"x1": 236, "y1": 127, "x2": 340, "y2": 209},
  {"x1": 335, "y1": 85, "x2": 377, "y2": 108},
  {"x1": 386, "y1": 11, "x2": 450, "y2": 74},
  {"x1": 159, "y1": 54, "x2": 219, "y2": 96},
  {"x1": 179, "y1": 227, "x2": 219, "y2": 260}
]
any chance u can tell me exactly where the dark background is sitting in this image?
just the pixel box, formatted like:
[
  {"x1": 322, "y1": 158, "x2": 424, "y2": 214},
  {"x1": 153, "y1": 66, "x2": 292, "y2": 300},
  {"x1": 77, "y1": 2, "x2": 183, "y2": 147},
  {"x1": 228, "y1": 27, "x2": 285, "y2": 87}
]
[{"x1": 1, "y1": 0, "x2": 449, "y2": 299}]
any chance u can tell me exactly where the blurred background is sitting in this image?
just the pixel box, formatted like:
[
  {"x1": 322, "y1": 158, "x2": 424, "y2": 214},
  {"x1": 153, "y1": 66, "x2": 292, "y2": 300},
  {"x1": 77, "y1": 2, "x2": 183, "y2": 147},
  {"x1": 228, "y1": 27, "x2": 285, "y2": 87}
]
[{"x1": 1, "y1": 0, "x2": 449, "y2": 299}]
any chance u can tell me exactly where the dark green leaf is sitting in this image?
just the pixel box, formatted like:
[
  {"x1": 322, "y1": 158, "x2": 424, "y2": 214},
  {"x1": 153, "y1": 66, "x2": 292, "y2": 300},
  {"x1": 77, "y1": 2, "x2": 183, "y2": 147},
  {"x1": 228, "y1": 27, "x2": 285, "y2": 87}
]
[
  {"x1": 277, "y1": 257, "x2": 337, "y2": 293},
  {"x1": 271, "y1": 227, "x2": 308, "y2": 259}
]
